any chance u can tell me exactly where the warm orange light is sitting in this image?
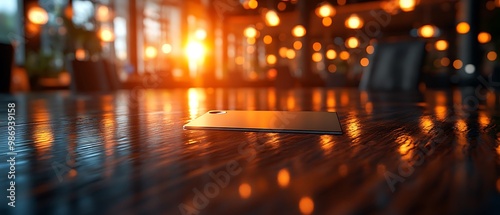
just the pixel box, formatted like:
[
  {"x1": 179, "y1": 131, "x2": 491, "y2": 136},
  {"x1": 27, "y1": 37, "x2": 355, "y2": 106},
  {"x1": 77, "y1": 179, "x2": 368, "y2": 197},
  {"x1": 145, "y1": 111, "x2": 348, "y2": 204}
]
[
  {"x1": 313, "y1": 42, "x2": 322, "y2": 51},
  {"x1": 339, "y1": 51, "x2": 350, "y2": 60},
  {"x1": 322, "y1": 17, "x2": 332, "y2": 27},
  {"x1": 456, "y1": 22, "x2": 470, "y2": 34},
  {"x1": 278, "y1": 2, "x2": 287, "y2": 11},
  {"x1": 185, "y1": 41, "x2": 205, "y2": 61},
  {"x1": 346, "y1": 37, "x2": 359, "y2": 48},
  {"x1": 360, "y1": 57, "x2": 369, "y2": 67},
  {"x1": 286, "y1": 49, "x2": 296, "y2": 59},
  {"x1": 328, "y1": 64, "x2": 337, "y2": 73},
  {"x1": 75, "y1": 49, "x2": 86, "y2": 61},
  {"x1": 478, "y1": 32, "x2": 492, "y2": 44},
  {"x1": 244, "y1": 26, "x2": 257, "y2": 38},
  {"x1": 366, "y1": 45, "x2": 375, "y2": 54},
  {"x1": 96, "y1": 5, "x2": 111, "y2": 22},
  {"x1": 441, "y1": 57, "x2": 450, "y2": 66},
  {"x1": 453, "y1": 59, "x2": 463, "y2": 69},
  {"x1": 265, "y1": 10, "x2": 280, "y2": 26},
  {"x1": 312, "y1": 52, "x2": 323, "y2": 62},
  {"x1": 195, "y1": 29, "x2": 207, "y2": 40},
  {"x1": 268, "y1": 68, "x2": 278, "y2": 79},
  {"x1": 249, "y1": 71, "x2": 258, "y2": 80},
  {"x1": 279, "y1": 47, "x2": 288, "y2": 58},
  {"x1": 316, "y1": 3, "x2": 336, "y2": 18},
  {"x1": 345, "y1": 14, "x2": 363, "y2": 29},
  {"x1": 267, "y1": 54, "x2": 277, "y2": 65},
  {"x1": 99, "y1": 28, "x2": 115, "y2": 42},
  {"x1": 299, "y1": 196, "x2": 314, "y2": 215},
  {"x1": 235, "y1": 56, "x2": 244, "y2": 65},
  {"x1": 292, "y1": 25, "x2": 306, "y2": 37},
  {"x1": 487, "y1": 51, "x2": 497, "y2": 61},
  {"x1": 399, "y1": 0, "x2": 417, "y2": 12},
  {"x1": 239, "y1": 183, "x2": 252, "y2": 199},
  {"x1": 326, "y1": 49, "x2": 337, "y2": 59},
  {"x1": 247, "y1": 37, "x2": 256, "y2": 45},
  {"x1": 418, "y1": 25, "x2": 437, "y2": 38},
  {"x1": 246, "y1": 45, "x2": 255, "y2": 53},
  {"x1": 277, "y1": 168, "x2": 290, "y2": 187},
  {"x1": 435, "y1": 40, "x2": 448, "y2": 51},
  {"x1": 162, "y1": 43, "x2": 172, "y2": 54},
  {"x1": 337, "y1": 0, "x2": 346, "y2": 5},
  {"x1": 248, "y1": 0, "x2": 258, "y2": 9},
  {"x1": 293, "y1": 41, "x2": 303, "y2": 50},
  {"x1": 28, "y1": 6, "x2": 49, "y2": 25},
  {"x1": 263, "y1": 35, "x2": 273, "y2": 44},
  {"x1": 145, "y1": 46, "x2": 158, "y2": 59}
]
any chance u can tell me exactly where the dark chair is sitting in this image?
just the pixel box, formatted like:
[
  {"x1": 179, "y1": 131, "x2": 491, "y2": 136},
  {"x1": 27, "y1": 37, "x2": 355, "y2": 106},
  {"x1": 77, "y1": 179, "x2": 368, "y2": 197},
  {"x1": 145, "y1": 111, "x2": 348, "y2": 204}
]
[
  {"x1": 70, "y1": 59, "x2": 112, "y2": 93},
  {"x1": 359, "y1": 40, "x2": 426, "y2": 91},
  {"x1": 102, "y1": 59, "x2": 122, "y2": 90},
  {"x1": 0, "y1": 43, "x2": 14, "y2": 93}
]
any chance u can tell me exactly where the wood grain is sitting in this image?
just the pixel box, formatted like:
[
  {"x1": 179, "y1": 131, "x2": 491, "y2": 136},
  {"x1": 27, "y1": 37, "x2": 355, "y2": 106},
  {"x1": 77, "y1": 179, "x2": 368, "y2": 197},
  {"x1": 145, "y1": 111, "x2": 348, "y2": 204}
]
[{"x1": 0, "y1": 88, "x2": 499, "y2": 215}]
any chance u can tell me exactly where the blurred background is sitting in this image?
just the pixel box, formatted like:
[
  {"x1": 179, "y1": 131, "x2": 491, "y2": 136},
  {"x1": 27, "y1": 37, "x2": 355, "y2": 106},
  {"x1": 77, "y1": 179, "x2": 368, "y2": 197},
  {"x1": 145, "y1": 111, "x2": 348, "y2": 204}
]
[{"x1": 1, "y1": 0, "x2": 499, "y2": 91}]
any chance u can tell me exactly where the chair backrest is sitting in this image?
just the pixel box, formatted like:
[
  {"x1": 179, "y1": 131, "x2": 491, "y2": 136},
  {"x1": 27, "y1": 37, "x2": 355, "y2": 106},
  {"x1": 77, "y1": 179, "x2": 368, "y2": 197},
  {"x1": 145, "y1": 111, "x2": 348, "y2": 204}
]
[
  {"x1": 359, "y1": 40, "x2": 426, "y2": 91},
  {"x1": 102, "y1": 59, "x2": 121, "y2": 90},
  {"x1": 70, "y1": 59, "x2": 112, "y2": 93},
  {"x1": 0, "y1": 43, "x2": 14, "y2": 93}
]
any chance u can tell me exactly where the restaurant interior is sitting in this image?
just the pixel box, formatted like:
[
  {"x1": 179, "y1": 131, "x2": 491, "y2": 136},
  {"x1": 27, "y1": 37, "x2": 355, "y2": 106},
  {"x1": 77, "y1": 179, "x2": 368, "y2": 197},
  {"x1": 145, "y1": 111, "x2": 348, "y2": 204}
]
[{"x1": 1, "y1": 0, "x2": 500, "y2": 214}]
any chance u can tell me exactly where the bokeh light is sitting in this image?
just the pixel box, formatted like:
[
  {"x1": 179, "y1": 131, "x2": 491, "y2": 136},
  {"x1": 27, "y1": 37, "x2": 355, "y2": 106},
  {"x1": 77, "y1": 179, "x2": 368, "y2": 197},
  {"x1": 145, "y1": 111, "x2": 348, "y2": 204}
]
[
  {"x1": 326, "y1": 49, "x2": 337, "y2": 59},
  {"x1": 478, "y1": 32, "x2": 491, "y2": 44},
  {"x1": 299, "y1": 196, "x2": 314, "y2": 215},
  {"x1": 293, "y1": 41, "x2": 303, "y2": 50},
  {"x1": 346, "y1": 37, "x2": 359, "y2": 48},
  {"x1": 339, "y1": 51, "x2": 350, "y2": 60},
  {"x1": 267, "y1": 54, "x2": 277, "y2": 65},
  {"x1": 316, "y1": 3, "x2": 336, "y2": 18},
  {"x1": 265, "y1": 10, "x2": 280, "y2": 26},
  {"x1": 366, "y1": 45, "x2": 375, "y2": 54},
  {"x1": 322, "y1": 17, "x2": 332, "y2": 27},
  {"x1": 434, "y1": 40, "x2": 448, "y2": 51},
  {"x1": 28, "y1": 6, "x2": 49, "y2": 25},
  {"x1": 453, "y1": 59, "x2": 463, "y2": 69},
  {"x1": 399, "y1": 0, "x2": 417, "y2": 12},
  {"x1": 418, "y1": 25, "x2": 438, "y2": 38},
  {"x1": 244, "y1": 26, "x2": 257, "y2": 38},
  {"x1": 313, "y1": 42, "x2": 322, "y2": 51},
  {"x1": 487, "y1": 51, "x2": 497, "y2": 61},
  {"x1": 345, "y1": 14, "x2": 363, "y2": 29},
  {"x1": 456, "y1": 22, "x2": 470, "y2": 34},
  {"x1": 360, "y1": 58, "x2": 369, "y2": 67},
  {"x1": 263, "y1": 35, "x2": 273, "y2": 44},
  {"x1": 312, "y1": 52, "x2": 323, "y2": 62},
  {"x1": 292, "y1": 25, "x2": 306, "y2": 37},
  {"x1": 145, "y1": 46, "x2": 158, "y2": 59}
]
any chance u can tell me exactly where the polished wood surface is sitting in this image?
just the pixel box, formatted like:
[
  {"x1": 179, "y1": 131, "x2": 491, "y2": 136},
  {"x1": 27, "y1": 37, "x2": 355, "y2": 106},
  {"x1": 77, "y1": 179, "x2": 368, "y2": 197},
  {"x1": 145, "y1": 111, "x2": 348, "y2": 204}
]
[{"x1": 1, "y1": 87, "x2": 500, "y2": 215}]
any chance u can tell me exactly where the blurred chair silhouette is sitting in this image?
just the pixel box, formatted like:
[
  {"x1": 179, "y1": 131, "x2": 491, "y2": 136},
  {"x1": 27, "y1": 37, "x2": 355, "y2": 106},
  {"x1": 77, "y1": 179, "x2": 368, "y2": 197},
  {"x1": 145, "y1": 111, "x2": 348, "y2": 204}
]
[
  {"x1": 274, "y1": 65, "x2": 296, "y2": 88},
  {"x1": 359, "y1": 40, "x2": 426, "y2": 91},
  {"x1": 102, "y1": 59, "x2": 122, "y2": 90},
  {"x1": 0, "y1": 43, "x2": 14, "y2": 93},
  {"x1": 70, "y1": 59, "x2": 115, "y2": 93}
]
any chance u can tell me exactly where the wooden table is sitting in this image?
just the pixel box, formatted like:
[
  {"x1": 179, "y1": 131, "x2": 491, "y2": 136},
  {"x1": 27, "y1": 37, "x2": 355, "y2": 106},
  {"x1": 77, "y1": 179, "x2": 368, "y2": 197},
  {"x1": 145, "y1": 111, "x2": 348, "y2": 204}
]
[{"x1": 1, "y1": 87, "x2": 500, "y2": 215}]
